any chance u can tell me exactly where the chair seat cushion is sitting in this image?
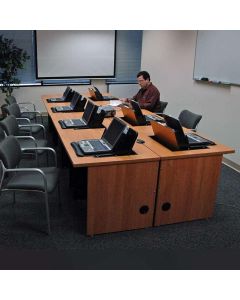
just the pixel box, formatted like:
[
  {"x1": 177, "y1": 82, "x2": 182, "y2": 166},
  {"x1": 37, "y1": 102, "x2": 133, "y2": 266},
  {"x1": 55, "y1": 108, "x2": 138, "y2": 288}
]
[
  {"x1": 21, "y1": 112, "x2": 36, "y2": 120},
  {"x1": 19, "y1": 125, "x2": 42, "y2": 135},
  {"x1": 6, "y1": 167, "x2": 60, "y2": 193}
]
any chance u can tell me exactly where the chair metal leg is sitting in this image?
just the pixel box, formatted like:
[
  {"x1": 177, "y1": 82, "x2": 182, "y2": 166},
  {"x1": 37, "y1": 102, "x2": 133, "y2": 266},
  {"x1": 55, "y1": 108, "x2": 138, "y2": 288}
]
[
  {"x1": 12, "y1": 191, "x2": 16, "y2": 207},
  {"x1": 46, "y1": 151, "x2": 49, "y2": 167},
  {"x1": 36, "y1": 151, "x2": 39, "y2": 167},
  {"x1": 44, "y1": 192, "x2": 51, "y2": 235},
  {"x1": 57, "y1": 182, "x2": 61, "y2": 208}
]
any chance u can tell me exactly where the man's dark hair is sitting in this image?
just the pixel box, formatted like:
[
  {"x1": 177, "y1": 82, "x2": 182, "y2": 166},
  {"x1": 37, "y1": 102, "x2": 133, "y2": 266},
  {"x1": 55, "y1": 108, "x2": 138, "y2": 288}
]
[{"x1": 137, "y1": 71, "x2": 150, "y2": 81}]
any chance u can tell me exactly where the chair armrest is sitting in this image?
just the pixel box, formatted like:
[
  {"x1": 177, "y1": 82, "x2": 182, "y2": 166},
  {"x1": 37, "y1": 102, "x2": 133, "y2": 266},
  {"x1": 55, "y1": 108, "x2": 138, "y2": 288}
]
[
  {"x1": 19, "y1": 123, "x2": 46, "y2": 138},
  {"x1": 15, "y1": 135, "x2": 38, "y2": 147},
  {"x1": 16, "y1": 117, "x2": 31, "y2": 125},
  {"x1": 21, "y1": 147, "x2": 57, "y2": 166},
  {"x1": 21, "y1": 110, "x2": 43, "y2": 124},
  {"x1": 21, "y1": 110, "x2": 41, "y2": 115},
  {"x1": 5, "y1": 167, "x2": 47, "y2": 192}
]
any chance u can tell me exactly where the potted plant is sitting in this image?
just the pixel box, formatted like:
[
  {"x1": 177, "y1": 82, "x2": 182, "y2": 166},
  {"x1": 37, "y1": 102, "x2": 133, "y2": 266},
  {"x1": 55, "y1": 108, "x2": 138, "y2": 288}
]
[{"x1": 0, "y1": 35, "x2": 30, "y2": 98}]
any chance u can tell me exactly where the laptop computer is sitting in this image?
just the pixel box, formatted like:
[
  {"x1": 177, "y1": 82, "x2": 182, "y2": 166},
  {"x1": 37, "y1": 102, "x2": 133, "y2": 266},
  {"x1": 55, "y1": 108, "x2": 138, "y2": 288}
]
[
  {"x1": 88, "y1": 86, "x2": 119, "y2": 101},
  {"x1": 121, "y1": 100, "x2": 164, "y2": 126},
  {"x1": 52, "y1": 91, "x2": 84, "y2": 112},
  {"x1": 151, "y1": 115, "x2": 215, "y2": 150},
  {"x1": 75, "y1": 117, "x2": 127, "y2": 155},
  {"x1": 47, "y1": 86, "x2": 73, "y2": 103},
  {"x1": 59, "y1": 100, "x2": 98, "y2": 129}
]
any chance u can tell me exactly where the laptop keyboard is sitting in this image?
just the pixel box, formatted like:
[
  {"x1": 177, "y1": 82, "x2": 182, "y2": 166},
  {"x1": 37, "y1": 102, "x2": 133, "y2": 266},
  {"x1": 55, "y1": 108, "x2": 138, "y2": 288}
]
[
  {"x1": 103, "y1": 96, "x2": 119, "y2": 100},
  {"x1": 187, "y1": 133, "x2": 208, "y2": 143},
  {"x1": 56, "y1": 106, "x2": 71, "y2": 111},
  {"x1": 145, "y1": 114, "x2": 164, "y2": 123},
  {"x1": 56, "y1": 107, "x2": 64, "y2": 111},
  {"x1": 187, "y1": 135, "x2": 200, "y2": 143},
  {"x1": 52, "y1": 97, "x2": 63, "y2": 101},
  {"x1": 89, "y1": 140, "x2": 108, "y2": 151},
  {"x1": 64, "y1": 119, "x2": 85, "y2": 127},
  {"x1": 64, "y1": 119, "x2": 74, "y2": 126}
]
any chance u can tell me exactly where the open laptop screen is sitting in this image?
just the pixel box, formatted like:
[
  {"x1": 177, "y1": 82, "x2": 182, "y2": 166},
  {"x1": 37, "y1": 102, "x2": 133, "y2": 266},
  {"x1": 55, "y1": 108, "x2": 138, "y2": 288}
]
[
  {"x1": 63, "y1": 86, "x2": 71, "y2": 98},
  {"x1": 82, "y1": 100, "x2": 95, "y2": 123},
  {"x1": 70, "y1": 92, "x2": 81, "y2": 108},
  {"x1": 163, "y1": 115, "x2": 185, "y2": 135},
  {"x1": 102, "y1": 118, "x2": 126, "y2": 147},
  {"x1": 130, "y1": 100, "x2": 144, "y2": 117}
]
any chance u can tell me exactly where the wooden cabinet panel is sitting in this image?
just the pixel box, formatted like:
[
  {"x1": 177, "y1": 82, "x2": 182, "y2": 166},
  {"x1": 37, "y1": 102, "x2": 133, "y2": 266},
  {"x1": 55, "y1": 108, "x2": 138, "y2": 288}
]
[
  {"x1": 87, "y1": 161, "x2": 159, "y2": 235},
  {"x1": 154, "y1": 155, "x2": 223, "y2": 226}
]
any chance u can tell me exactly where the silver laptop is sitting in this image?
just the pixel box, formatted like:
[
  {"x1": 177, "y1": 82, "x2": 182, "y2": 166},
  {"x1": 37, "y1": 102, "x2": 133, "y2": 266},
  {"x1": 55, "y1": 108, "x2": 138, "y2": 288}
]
[
  {"x1": 61, "y1": 100, "x2": 96, "y2": 128},
  {"x1": 54, "y1": 91, "x2": 81, "y2": 112}
]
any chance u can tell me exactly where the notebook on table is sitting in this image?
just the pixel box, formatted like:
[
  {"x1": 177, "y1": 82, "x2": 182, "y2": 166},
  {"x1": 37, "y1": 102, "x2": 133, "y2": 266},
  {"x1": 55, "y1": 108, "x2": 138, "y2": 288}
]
[
  {"x1": 59, "y1": 100, "x2": 98, "y2": 129},
  {"x1": 51, "y1": 92, "x2": 85, "y2": 113},
  {"x1": 71, "y1": 117, "x2": 138, "y2": 156},
  {"x1": 151, "y1": 115, "x2": 215, "y2": 150}
]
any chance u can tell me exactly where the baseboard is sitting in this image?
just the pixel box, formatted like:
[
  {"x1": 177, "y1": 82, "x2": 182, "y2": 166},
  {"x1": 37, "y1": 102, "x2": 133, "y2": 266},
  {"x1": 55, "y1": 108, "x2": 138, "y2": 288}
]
[{"x1": 223, "y1": 157, "x2": 240, "y2": 173}]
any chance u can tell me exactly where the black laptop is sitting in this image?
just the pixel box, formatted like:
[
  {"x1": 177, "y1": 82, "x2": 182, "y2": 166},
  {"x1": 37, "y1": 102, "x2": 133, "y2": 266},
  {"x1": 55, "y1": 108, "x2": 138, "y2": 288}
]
[
  {"x1": 52, "y1": 91, "x2": 85, "y2": 113},
  {"x1": 73, "y1": 117, "x2": 127, "y2": 155},
  {"x1": 121, "y1": 100, "x2": 164, "y2": 126},
  {"x1": 58, "y1": 100, "x2": 98, "y2": 129},
  {"x1": 47, "y1": 86, "x2": 73, "y2": 103},
  {"x1": 151, "y1": 115, "x2": 215, "y2": 150}
]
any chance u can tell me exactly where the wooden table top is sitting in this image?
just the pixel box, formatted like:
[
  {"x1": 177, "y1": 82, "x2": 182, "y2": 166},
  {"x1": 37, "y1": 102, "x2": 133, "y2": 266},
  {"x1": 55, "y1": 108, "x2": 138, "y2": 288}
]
[
  {"x1": 42, "y1": 95, "x2": 159, "y2": 167},
  {"x1": 135, "y1": 125, "x2": 234, "y2": 160},
  {"x1": 42, "y1": 94, "x2": 235, "y2": 164}
]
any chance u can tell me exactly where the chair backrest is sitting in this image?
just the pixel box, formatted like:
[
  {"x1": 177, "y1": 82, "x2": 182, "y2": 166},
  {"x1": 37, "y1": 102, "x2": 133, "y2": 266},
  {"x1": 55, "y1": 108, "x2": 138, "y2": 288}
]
[
  {"x1": 178, "y1": 109, "x2": 202, "y2": 129},
  {"x1": 159, "y1": 101, "x2": 168, "y2": 113},
  {"x1": 0, "y1": 127, "x2": 6, "y2": 143},
  {"x1": 153, "y1": 100, "x2": 168, "y2": 113},
  {"x1": 0, "y1": 135, "x2": 22, "y2": 169},
  {"x1": 5, "y1": 95, "x2": 17, "y2": 105},
  {"x1": 0, "y1": 115, "x2": 19, "y2": 136},
  {"x1": 1, "y1": 103, "x2": 21, "y2": 118},
  {"x1": 0, "y1": 128, "x2": 6, "y2": 184}
]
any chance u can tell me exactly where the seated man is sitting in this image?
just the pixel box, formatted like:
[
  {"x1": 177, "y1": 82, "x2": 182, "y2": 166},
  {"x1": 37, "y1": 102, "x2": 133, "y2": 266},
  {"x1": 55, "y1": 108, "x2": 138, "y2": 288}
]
[{"x1": 120, "y1": 71, "x2": 161, "y2": 112}]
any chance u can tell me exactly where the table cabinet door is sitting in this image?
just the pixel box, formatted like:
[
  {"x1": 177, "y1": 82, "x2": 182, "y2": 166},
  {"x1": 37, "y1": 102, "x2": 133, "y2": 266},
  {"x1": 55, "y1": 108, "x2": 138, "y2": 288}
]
[
  {"x1": 154, "y1": 155, "x2": 222, "y2": 226},
  {"x1": 87, "y1": 161, "x2": 159, "y2": 235}
]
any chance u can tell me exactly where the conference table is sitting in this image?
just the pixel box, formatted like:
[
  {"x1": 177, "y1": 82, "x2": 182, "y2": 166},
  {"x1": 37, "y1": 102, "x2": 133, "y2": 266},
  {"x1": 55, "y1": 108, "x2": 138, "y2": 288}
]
[{"x1": 42, "y1": 94, "x2": 234, "y2": 236}]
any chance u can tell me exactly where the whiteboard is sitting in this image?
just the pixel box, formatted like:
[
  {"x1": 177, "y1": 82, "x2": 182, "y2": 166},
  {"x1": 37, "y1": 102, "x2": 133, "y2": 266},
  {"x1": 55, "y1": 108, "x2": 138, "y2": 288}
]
[
  {"x1": 193, "y1": 30, "x2": 240, "y2": 85},
  {"x1": 35, "y1": 30, "x2": 116, "y2": 79}
]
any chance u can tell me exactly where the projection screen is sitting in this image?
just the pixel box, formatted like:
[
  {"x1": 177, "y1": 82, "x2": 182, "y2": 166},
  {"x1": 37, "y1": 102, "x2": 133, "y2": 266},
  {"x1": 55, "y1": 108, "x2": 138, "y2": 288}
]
[{"x1": 35, "y1": 30, "x2": 116, "y2": 79}]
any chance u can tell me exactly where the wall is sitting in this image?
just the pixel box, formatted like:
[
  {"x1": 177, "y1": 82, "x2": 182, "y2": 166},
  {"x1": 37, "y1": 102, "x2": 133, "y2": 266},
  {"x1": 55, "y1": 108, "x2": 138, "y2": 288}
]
[
  {"x1": 1, "y1": 30, "x2": 239, "y2": 165},
  {"x1": 141, "y1": 30, "x2": 240, "y2": 165}
]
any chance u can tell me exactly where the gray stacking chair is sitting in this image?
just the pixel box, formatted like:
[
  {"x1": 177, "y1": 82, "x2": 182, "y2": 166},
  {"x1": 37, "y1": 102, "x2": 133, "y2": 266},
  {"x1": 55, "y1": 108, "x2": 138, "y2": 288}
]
[
  {"x1": 5, "y1": 95, "x2": 38, "y2": 121},
  {"x1": 0, "y1": 115, "x2": 48, "y2": 164},
  {"x1": 2, "y1": 103, "x2": 45, "y2": 136},
  {"x1": 0, "y1": 135, "x2": 60, "y2": 234},
  {"x1": 154, "y1": 100, "x2": 168, "y2": 114},
  {"x1": 0, "y1": 127, "x2": 6, "y2": 143},
  {"x1": 159, "y1": 101, "x2": 168, "y2": 113},
  {"x1": 178, "y1": 109, "x2": 202, "y2": 130}
]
